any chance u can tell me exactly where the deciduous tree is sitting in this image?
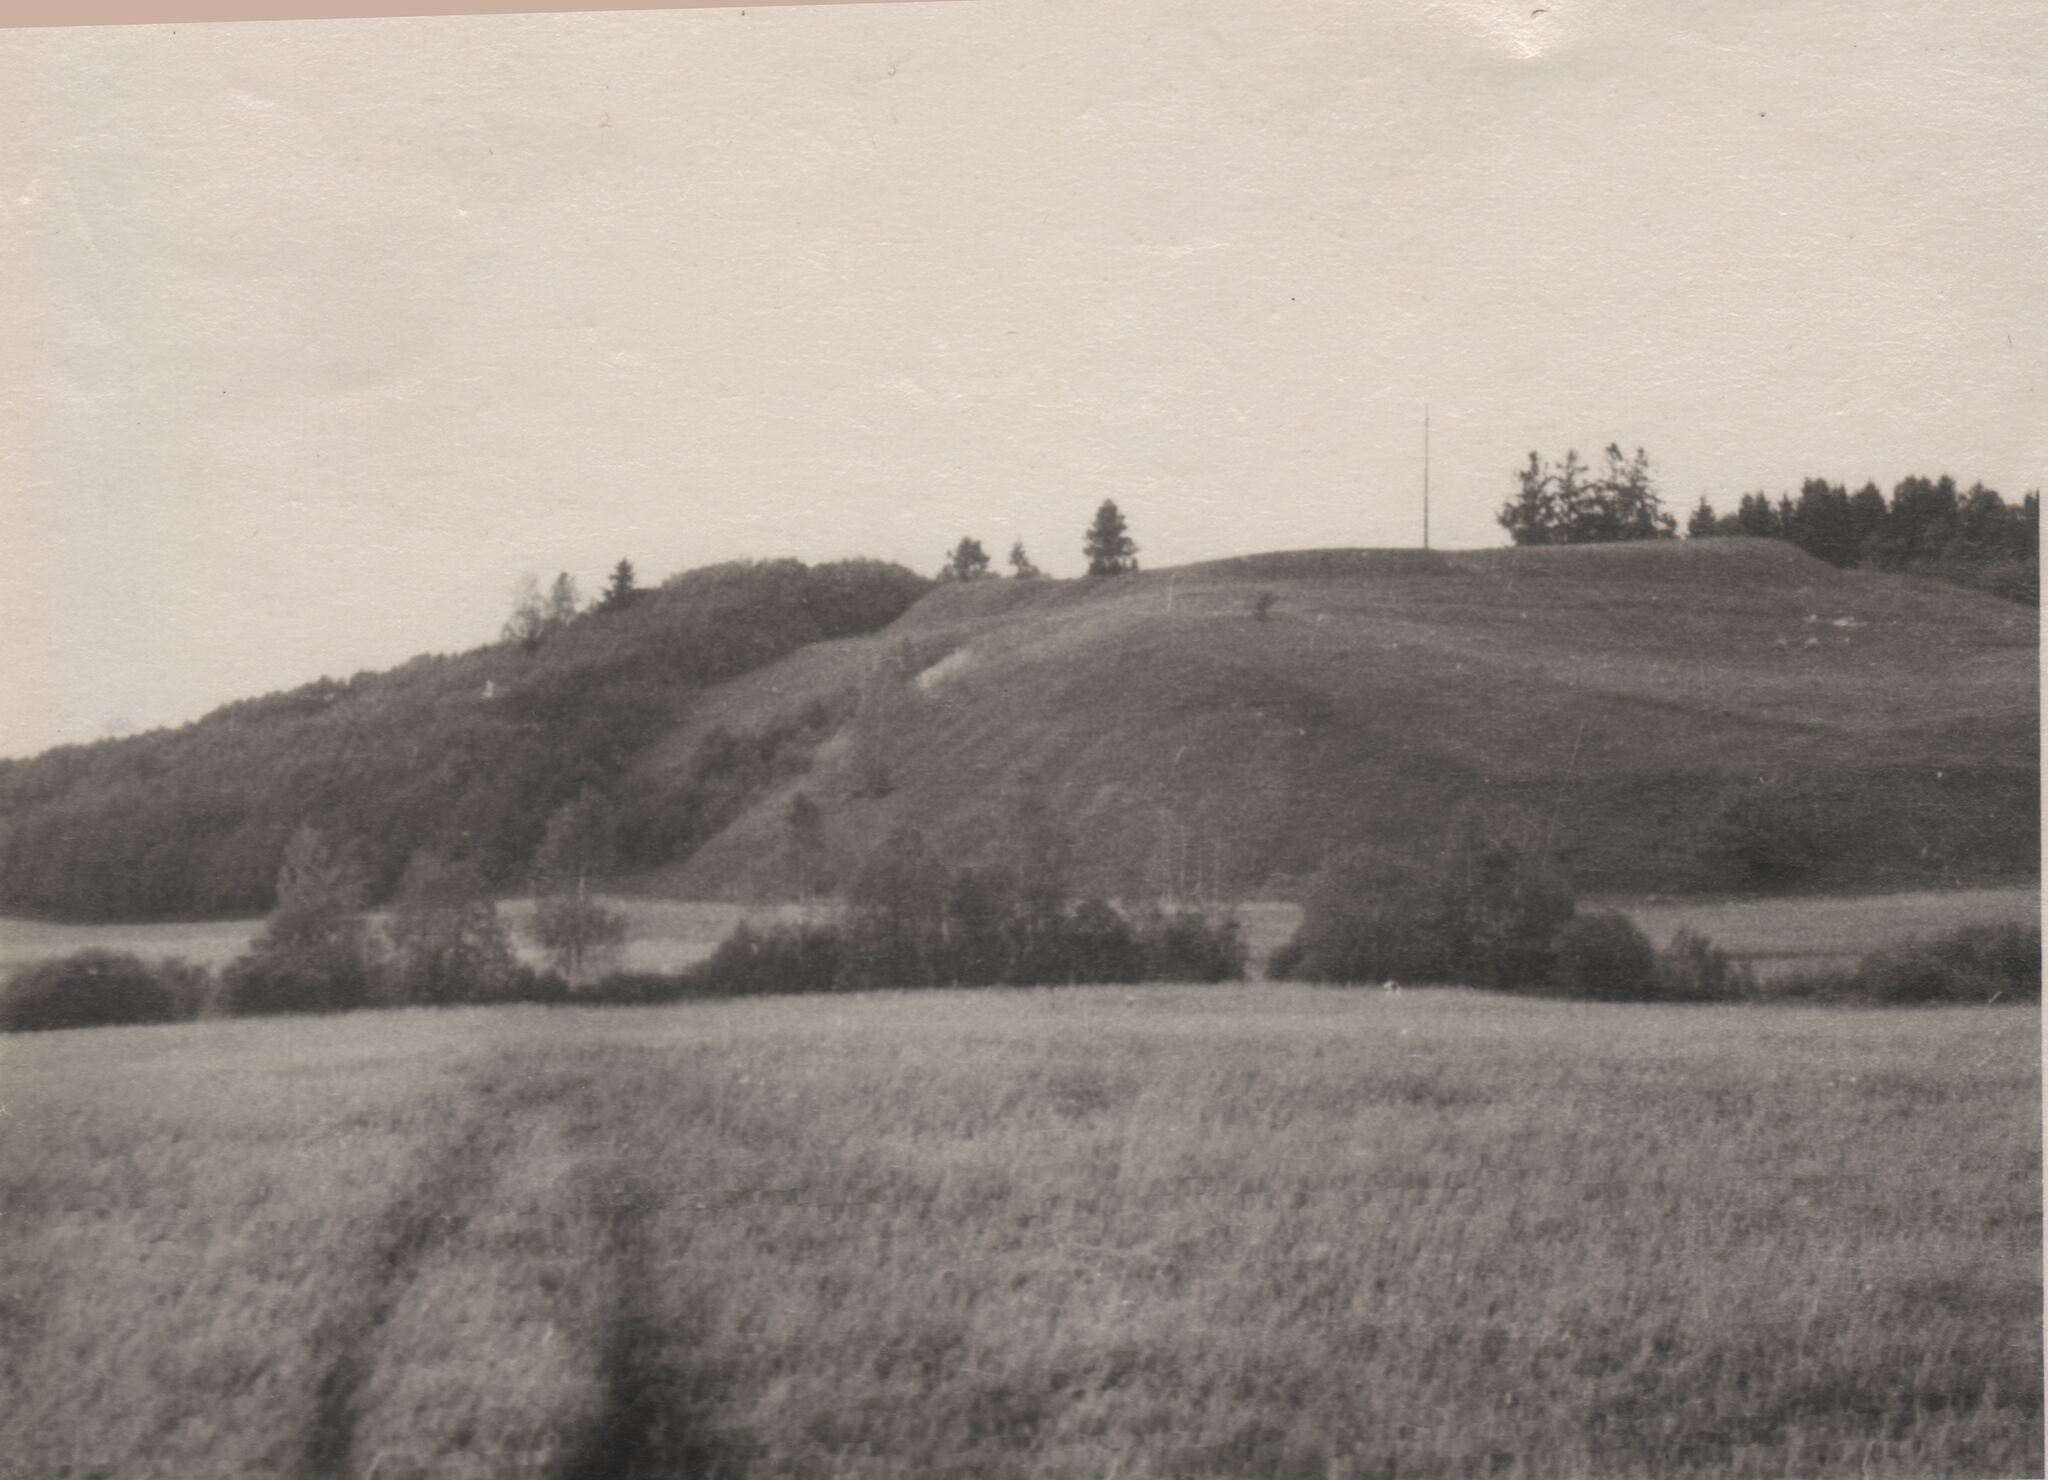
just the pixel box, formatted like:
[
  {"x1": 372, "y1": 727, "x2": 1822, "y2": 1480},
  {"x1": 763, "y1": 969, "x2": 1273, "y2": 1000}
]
[
  {"x1": 384, "y1": 849, "x2": 514, "y2": 1004},
  {"x1": 943, "y1": 538, "x2": 992, "y2": 582},
  {"x1": 525, "y1": 793, "x2": 627, "y2": 987},
  {"x1": 503, "y1": 570, "x2": 584, "y2": 650}
]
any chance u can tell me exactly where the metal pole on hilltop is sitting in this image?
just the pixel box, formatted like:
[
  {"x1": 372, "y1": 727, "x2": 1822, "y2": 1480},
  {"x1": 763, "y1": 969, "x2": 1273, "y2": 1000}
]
[{"x1": 1423, "y1": 404, "x2": 1431, "y2": 552}]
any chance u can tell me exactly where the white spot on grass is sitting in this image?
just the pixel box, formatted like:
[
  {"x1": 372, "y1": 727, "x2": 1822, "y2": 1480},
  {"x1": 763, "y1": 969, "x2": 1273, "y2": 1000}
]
[{"x1": 915, "y1": 648, "x2": 973, "y2": 691}]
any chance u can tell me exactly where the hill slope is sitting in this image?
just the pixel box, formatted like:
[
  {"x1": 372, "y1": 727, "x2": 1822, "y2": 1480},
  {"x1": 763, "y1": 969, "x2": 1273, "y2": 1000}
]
[
  {"x1": 632, "y1": 540, "x2": 2038, "y2": 900},
  {"x1": 0, "y1": 559, "x2": 929, "y2": 919},
  {"x1": 1, "y1": 540, "x2": 2035, "y2": 919}
]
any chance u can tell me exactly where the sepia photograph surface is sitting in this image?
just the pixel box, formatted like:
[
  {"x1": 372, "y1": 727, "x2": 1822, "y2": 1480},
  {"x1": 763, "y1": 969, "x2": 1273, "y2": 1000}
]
[{"x1": 1, "y1": 2, "x2": 2041, "y2": 1476}]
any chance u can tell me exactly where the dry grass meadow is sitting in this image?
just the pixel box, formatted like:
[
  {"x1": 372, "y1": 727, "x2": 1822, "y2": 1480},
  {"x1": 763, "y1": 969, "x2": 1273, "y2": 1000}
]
[{"x1": 1, "y1": 985, "x2": 2038, "y2": 1479}]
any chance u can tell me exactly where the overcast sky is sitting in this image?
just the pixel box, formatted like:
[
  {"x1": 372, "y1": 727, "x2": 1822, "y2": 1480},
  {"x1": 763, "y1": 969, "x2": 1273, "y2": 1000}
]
[{"x1": 2, "y1": 0, "x2": 2041, "y2": 757}]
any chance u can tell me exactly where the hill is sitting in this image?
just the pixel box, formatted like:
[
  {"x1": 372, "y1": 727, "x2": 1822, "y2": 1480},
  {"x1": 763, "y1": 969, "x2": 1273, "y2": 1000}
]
[
  {"x1": 0, "y1": 540, "x2": 2036, "y2": 920},
  {"x1": 0, "y1": 559, "x2": 929, "y2": 919},
  {"x1": 629, "y1": 540, "x2": 2038, "y2": 901}
]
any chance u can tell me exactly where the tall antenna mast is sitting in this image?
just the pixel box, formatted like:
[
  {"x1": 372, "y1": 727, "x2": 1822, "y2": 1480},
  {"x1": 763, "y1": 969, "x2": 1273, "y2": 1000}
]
[{"x1": 1422, "y1": 404, "x2": 1431, "y2": 551}]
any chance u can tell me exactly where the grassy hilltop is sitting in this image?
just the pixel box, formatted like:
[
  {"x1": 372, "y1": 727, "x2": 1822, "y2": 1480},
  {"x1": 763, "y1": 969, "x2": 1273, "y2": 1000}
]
[
  {"x1": 0, "y1": 539, "x2": 2035, "y2": 920},
  {"x1": 645, "y1": 539, "x2": 2037, "y2": 900}
]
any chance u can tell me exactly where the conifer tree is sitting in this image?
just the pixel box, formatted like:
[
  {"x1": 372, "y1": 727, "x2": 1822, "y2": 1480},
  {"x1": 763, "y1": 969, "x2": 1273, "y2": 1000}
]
[
  {"x1": 597, "y1": 558, "x2": 640, "y2": 612},
  {"x1": 1084, "y1": 500, "x2": 1139, "y2": 576}
]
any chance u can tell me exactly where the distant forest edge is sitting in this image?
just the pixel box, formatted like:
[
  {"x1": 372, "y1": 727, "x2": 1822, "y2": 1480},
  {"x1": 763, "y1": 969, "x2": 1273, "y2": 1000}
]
[
  {"x1": 1680, "y1": 473, "x2": 2038, "y2": 606},
  {"x1": 0, "y1": 466, "x2": 2039, "y2": 924},
  {"x1": 1500, "y1": 449, "x2": 2037, "y2": 607}
]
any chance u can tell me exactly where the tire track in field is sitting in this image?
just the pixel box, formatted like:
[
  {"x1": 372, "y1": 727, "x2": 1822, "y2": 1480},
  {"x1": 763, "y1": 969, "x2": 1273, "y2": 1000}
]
[
  {"x1": 559, "y1": 1110, "x2": 751, "y2": 1480},
  {"x1": 560, "y1": 1159, "x2": 665, "y2": 1480},
  {"x1": 297, "y1": 1054, "x2": 741, "y2": 1480},
  {"x1": 298, "y1": 1068, "x2": 547, "y2": 1479}
]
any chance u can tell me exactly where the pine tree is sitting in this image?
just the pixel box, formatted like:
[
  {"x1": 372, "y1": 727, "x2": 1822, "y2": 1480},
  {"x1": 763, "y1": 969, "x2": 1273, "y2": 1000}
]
[
  {"x1": 1599, "y1": 445, "x2": 1675, "y2": 539},
  {"x1": 221, "y1": 823, "x2": 382, "y2": 1014},
  {"x1": 1008, "y1": 540, "x2": 1042, "y2": 579},
  {"x1": 1083, "y1": 500, "x2": 1138, "y2": 576},
  {"x1": 1499, "y1": 453, "x2": 1560, "y2": 546},
  {"x1": 597, "y1": 558, "x2": 640, "y2": 612},
  {"x1": 1499, "y1": 446, "x2": 1674, "y2": 545},
  {"x1": 1734, "y1": 493, "x2": 1779, "y2": 537}
]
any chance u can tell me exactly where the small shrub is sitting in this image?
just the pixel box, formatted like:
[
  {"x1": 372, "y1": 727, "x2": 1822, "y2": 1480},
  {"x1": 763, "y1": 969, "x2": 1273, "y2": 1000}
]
[
  {"x1": 1980, "y1": 558, "x2": 2038, "y2": 607},
  {"x1": 1277, "y1": 810, "x2": 1574, "y2": 990},
  {"x1": 525, "y1": 892, "x2": 628, "y2": 988},
  {"x1": 1855, "y1": 923, "x2": 2038, "y2": 1005},
  {"x1": 1776, "y1": 923, "x2": 2039, "y2": 1006},
  {"x1": 475, "y1": 963, "x2": 569, "y2": 1006},
  {"x1": 1278, "y1": 855, "x2": 1446, "y2": 984},
  {"x1": 695, "y1": 922, "x2": 845, "y2": 996},
  {"x1": 219, "y1": 938, "x2": 382, "y2": 1017},
  {"x1": 383, "y1": 850, "x2": 516, "y2": 1006},
  {"x1": 1700, "y1": 777, "x2": 1843, "y2": 889},
  {"x1": 1928, "y1": 922, "x2": 2042, "y2": 1001},
  {"x1": 1265, "y1": 937, "x2": 1305, "y2": 980},
  {"x1": 0, "y1": 950, "x2": 198, "y2": 1033},
  {"x1": 1061, "y1": 898, "x2": 1147, "y2": 983},
  {"x1": 581, "y1": 970, "x2": 699, "y2": 1006},
  {"x1": 1435, "y1": 809, "x2": 1577, "y2": 989},
  {"x1": 1857, "y1": 943, "x2": 1994, "y2": 1005},
  {"x1": 1769, "y1": 964, "x2": 1864, "y2": 1003},
  {"x1": 1251, "y1": 591, "x2": 1276, "y2": 621},
  {"x1": 1551, "y1": 912, "x2": 1657, "y2": 1000},
  {"x1": 1653, "y1": 927, "x2": 1757, "y2": 1001},
  {"x1": 1139, "y1": 909, "x2": 1248, "y2": 983}
]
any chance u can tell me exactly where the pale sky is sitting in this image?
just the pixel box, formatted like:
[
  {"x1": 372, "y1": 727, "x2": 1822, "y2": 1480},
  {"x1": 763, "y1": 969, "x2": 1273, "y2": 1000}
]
[{"x1": 3, "y1": 0, "x2": 2042, "y2": 757}]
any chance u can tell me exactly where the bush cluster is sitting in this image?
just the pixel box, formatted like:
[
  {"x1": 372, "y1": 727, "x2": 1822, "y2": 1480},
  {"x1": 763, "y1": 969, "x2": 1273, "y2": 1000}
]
[
  {"x1": 1779, "y1": 923, "x2": 2041, "y2": 1006},
  {"x1": 1273, "y1": 814, "x2": 1575, "y2": 990},
  {"x1": 1276, "y1": 829, "x2": 2036, "y2": 1009},
  {"x1": 1699, "y1": 776, "x2": 1845, "y2": 890},
  {"x1": 0, "y1": 950, "x2": 209, "y2": 1033},
  {"x1": 1271, "y1": 813, "x2": 1770, "y2": 1002},
  {"x1": 680, "y1": 903, "x2": 1246, "y2": 999},
  {"x1": 1650, "y1": 927, "x2": 1757, "y2": 1001}
]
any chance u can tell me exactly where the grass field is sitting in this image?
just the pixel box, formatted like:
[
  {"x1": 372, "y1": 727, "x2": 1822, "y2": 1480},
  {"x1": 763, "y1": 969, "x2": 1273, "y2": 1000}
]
[{"x1": 2, "y1": 987, "x2": 2037, "y2": 1479}]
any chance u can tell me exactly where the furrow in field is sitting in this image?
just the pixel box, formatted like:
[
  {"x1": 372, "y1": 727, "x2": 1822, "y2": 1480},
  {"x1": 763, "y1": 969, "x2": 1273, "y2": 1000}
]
[{"x1": 298, "y1": 1066, "x2": 559, "y2": 1478}]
